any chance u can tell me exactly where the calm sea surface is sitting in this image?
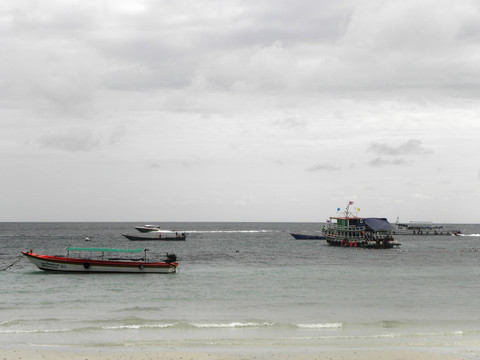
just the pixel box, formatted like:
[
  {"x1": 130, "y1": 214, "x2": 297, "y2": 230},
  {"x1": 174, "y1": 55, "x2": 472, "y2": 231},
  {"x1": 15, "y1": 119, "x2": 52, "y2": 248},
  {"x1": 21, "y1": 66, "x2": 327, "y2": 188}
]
[{"x1": 1, "y1": 222, "x2": 480, "y2": 355}]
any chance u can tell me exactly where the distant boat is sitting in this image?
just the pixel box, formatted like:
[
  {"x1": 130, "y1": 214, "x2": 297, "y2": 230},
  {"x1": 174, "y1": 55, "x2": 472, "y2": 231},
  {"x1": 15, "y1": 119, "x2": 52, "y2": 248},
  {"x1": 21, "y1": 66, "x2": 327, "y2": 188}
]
[
  {"x1": 123, "y1": 233, "x2": 186, "y2": 241},
  {"x1": 290, "y1": 233, "x2": 326, "y2": 240},
  {"x1": 324, "y1": 202, "x2": 401, "y2": 249},
  {"x1": 135, "y1": 225, "x2": 161, "y2": 233},
  {"x1": 22, "y1": 248, "x2": 178, "y2": 273},
  {"x1": 394, "y1": 221, "x2": 459, "y2": 235}
]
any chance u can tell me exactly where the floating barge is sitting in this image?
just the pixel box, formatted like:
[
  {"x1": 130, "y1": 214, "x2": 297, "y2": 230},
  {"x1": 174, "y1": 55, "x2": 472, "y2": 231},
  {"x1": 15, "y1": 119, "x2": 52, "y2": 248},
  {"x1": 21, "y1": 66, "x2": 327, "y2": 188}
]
[{"x1": 324, "y1": 202, "x2": 400, "y2": 249}]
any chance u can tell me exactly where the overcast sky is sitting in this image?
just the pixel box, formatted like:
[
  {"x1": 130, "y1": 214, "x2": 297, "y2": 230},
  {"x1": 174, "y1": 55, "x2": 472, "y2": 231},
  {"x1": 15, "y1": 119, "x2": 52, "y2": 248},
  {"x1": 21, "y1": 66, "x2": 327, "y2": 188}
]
[{"x1": 1, "y1": 0, "x2": 480, "y2": 223}]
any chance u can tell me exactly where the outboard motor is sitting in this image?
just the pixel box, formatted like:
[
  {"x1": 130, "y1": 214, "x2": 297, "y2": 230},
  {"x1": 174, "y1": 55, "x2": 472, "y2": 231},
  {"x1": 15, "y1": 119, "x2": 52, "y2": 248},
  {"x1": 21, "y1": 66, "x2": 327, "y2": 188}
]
[{"x1": 165, "y1": 253, "x2": 177, "y2": 263}]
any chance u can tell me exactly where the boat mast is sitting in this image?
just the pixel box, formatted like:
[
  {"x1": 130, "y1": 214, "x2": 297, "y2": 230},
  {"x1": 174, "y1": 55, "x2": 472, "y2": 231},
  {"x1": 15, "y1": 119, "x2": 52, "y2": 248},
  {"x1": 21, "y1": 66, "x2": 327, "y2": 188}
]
[{"x1": 344, "y1": 201, "x2": 353, "y2": 217}]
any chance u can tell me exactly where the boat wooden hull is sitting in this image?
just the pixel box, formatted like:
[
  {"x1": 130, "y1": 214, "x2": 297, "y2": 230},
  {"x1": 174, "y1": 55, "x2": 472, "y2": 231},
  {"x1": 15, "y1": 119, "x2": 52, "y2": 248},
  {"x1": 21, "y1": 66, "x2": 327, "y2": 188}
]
[
  {"x1": 22, "y1": 252, "x2": 177, "y2": 273},
  {"x1": 325, "y1": 238, "x2": 400, "y2": 249}
]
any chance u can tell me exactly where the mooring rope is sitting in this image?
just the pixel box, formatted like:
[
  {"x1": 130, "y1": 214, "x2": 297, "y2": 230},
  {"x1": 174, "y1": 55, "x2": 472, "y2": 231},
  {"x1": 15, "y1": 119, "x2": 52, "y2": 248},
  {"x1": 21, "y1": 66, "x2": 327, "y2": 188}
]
[{"x1": 1, "y1": 255, "x2": 24, "y2": 271}]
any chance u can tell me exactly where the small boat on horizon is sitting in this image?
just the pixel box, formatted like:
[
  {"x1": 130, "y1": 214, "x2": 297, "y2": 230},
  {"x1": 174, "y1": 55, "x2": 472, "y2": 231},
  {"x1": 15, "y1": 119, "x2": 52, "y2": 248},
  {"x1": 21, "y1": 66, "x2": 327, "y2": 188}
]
[
  {"x1": 22, "y1": 247, "x2": 178, "y2": 273},
  {"x1": 394, "y1": 220, "x2": 459, "y2": 236},
  {"x1": 123, "y1": 233, "x2": 186, "y2": 241},
  {"x1": 323, "y1": 202, "x2": 401, "y2": 249}
]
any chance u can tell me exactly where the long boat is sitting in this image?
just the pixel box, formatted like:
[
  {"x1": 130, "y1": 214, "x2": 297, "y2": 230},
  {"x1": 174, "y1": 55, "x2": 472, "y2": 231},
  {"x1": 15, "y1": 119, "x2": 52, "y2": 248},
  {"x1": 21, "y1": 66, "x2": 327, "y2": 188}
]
[
  {"x1": 323, "y1": 202, "x2": 400, "y2": 249},
  {"x1": 394, "y1": 221, "x2": 460, "y2": 236},
  {"x1": 122, "y1": 234, "x2": 186, "y2": 241},
  {"x1": 290, "y1": 233, "x2": 326, "y2": 240},
  {"x1": 22, "y1": 248, "x2": 178, "y2": 273}
]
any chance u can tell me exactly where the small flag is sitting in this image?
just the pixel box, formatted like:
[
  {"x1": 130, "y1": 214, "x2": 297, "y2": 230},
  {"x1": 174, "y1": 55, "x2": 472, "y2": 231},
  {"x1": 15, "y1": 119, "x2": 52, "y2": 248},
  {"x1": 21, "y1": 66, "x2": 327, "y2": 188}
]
[
  {"x1": 349, "y1": 201, "x2": 354, "y2": 205},
  {"x1": 357, "y1": 207, "x2": 361, "y2": 211},
  {"x1": 337, "y1": 208, "x2": 341, "y2": 211}
]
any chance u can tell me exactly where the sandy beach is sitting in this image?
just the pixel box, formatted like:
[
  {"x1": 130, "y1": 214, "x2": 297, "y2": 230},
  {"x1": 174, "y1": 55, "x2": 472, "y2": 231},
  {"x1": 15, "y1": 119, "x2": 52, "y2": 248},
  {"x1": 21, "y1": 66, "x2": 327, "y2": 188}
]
[{"x1": 2, "y1": 348, "x2": 478, "y2": 360}]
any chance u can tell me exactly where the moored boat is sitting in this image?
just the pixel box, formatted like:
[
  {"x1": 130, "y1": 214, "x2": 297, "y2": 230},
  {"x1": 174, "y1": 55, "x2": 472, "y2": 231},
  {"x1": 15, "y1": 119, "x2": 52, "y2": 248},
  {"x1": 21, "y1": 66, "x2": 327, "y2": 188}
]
[
  {"x1": 22, "y1": 247, "x2": 178, "y2": 273},
  {"x1": 290, "y1": 233, "x2": 326, "y2": 240},
  {"x1": 394, "y1": 221, "x2": 458, "y2": 235},
  {"x1": 323, "y1": 202, "x2": 400, "y2": 249},
  {"x1": 123, "y1": 233, "x2": 186, "y2": 241}
]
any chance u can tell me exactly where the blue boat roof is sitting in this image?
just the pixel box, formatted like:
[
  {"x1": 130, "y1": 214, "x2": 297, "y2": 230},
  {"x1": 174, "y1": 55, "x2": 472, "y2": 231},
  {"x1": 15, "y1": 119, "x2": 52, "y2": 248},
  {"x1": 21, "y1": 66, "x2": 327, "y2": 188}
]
[{"x1": 364, "y1": 218, "x2": 395, "y2": 231}]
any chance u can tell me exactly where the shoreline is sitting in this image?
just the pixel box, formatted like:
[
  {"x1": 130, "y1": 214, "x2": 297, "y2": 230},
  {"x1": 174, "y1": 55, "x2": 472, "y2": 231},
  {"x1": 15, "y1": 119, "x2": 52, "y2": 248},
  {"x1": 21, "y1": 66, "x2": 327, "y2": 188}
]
[{"x1": 2, "y1": 345, "x2": 479, "y2": 360}]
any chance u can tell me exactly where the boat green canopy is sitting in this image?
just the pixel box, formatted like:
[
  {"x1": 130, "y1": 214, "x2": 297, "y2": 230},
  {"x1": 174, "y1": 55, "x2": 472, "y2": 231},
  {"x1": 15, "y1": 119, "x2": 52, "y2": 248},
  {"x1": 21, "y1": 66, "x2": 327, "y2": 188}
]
[{"x1": 65, "y1": 247, "x2": 147, "y2": 253}]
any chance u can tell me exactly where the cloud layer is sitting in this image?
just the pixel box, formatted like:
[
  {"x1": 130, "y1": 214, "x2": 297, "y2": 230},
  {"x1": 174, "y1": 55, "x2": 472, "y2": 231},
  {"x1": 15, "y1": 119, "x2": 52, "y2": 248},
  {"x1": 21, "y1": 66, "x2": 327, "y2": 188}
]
[{"x1": 1, "y1": 0, "x2": 480, "y2": 222}]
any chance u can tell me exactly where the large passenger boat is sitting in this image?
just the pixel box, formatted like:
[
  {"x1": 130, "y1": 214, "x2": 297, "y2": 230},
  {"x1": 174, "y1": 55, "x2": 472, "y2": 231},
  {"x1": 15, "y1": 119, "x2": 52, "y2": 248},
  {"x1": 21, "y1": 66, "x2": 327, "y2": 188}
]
[{"x1": 323, "y1": 202, "x2": 400, "y2": 249}]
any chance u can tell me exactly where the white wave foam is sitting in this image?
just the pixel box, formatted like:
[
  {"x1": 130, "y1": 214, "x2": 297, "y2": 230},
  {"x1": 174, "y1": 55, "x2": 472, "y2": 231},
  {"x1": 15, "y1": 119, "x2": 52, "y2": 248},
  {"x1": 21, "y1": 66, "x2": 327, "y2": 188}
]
[
  {"x1": 186, "y1": 230, "x2": 278, "y2": 233},
  {"x1": 102, "y1": 323, "x2": 174, "y2": 330},
  {"x1": 0, "y1": 328, "x2": 70, "y2": 334},
  {"x1": 297, "y1": 323, "x2": 342, "y2": 329},
  {"x1": 191, "y1": 322, "x2": 273, "y2": 328}
]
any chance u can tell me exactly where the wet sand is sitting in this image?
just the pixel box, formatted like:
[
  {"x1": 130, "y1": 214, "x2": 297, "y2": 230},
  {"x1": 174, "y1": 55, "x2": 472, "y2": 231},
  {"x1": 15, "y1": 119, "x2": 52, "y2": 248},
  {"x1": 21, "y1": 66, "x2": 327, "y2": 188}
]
[{"x1": 2, "y1": 348, "x2": 477, "y2": 360}]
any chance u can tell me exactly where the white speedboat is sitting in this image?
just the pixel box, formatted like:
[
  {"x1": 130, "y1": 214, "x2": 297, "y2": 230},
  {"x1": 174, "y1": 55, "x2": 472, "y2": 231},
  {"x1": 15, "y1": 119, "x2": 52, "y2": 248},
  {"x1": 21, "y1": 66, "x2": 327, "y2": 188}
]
[{"x1": 134, "y1": 225, "x2": 161, "y2": 233}]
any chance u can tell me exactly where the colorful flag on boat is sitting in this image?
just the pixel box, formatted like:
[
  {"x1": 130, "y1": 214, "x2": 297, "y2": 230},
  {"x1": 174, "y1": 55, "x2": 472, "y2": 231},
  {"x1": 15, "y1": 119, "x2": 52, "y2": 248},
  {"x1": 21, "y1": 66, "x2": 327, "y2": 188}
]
[
  {"x1": 349, "y1": 201, "x2": 354, "y2": 205},
  {"x1": 337, "y1": 208, "x2": 341, "y2": 211}
]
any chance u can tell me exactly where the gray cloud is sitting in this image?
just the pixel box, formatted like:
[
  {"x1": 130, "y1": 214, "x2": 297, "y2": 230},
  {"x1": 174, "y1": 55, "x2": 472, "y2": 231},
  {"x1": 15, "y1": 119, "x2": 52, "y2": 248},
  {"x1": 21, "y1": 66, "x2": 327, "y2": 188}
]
[
  {"x1": 368, "y1": 139, "x2": 432, "y2": 156},
  {"x1": 38, "y1": 128, "x2": 100, "y2": 152},
  {"x1": 274, "y1": 117, "x2": 308, "y2": 129},
  {"x1": 306, "y1": 163, "x2": 340, "y2": 172},
  {"x1": 368, "y1": 158, "x2": 411, "y2": 167},
  {"x1": 3, "y1": 0, "x2": 480, "y2": 118},
  {"x1": 2, "y1": 0, "x2": 480, "y2": 222}
]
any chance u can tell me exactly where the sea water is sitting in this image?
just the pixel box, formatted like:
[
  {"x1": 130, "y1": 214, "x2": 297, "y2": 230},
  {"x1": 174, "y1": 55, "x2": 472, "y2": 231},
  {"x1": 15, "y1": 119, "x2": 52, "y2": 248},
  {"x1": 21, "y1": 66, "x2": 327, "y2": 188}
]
[{"x1": 1, "y1": 222, "x2": 480, "y2": 355}]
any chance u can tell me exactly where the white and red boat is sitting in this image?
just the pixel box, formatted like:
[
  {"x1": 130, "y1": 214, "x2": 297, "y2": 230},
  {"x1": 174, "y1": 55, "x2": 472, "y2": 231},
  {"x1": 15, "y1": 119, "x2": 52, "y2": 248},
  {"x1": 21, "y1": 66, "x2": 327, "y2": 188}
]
[{"x1": 22, "y1": 247, "x2": 178, "y2": 274}]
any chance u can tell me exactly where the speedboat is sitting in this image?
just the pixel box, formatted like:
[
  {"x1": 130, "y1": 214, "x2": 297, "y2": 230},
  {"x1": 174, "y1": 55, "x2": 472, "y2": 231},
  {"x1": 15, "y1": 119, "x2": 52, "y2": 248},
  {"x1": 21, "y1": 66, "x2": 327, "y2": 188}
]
[
  {"x1": 22, "y1": 247, "x2": 178, "y2": 273},
  {"x1": 134, "y1": 225, "x2": 162, "y2": 233},
  {"x1": 123, "y1": 233, "x2": 186, "y2": 241}
]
